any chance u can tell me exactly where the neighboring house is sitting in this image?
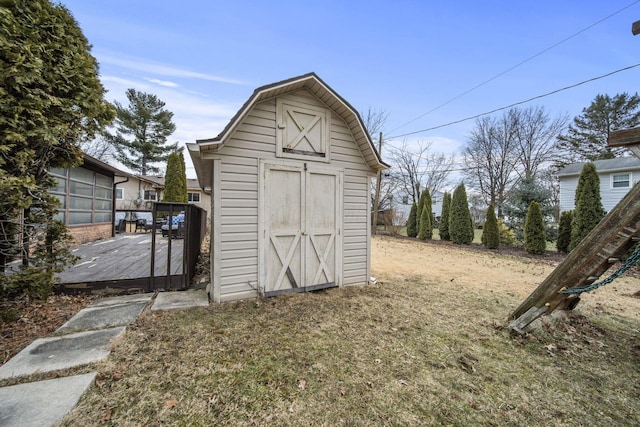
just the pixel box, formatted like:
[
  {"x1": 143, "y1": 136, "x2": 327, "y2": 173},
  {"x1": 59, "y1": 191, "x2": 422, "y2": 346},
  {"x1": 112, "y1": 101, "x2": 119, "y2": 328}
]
[
  {"x1": 114, "y1": 175, "x2": 211, "y2": 219},
  {"x1": 50, "y1": 154, "x2": 122, "y2": 245},
  {"x1": 188, "y1": 73, "x2": 388, "y2": 303},
  {"x1": 556, "y1": 157, "x2": 640, "y2": 213},
  {"x1": 386, "y1": 190, "x2": 444, "y2": 226}
]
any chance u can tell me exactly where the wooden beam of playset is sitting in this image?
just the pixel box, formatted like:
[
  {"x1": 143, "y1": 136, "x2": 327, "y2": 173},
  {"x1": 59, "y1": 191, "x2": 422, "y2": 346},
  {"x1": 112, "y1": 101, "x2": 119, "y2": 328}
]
[
  {"x1": 509, "y1": 181, "x2": 640, "y2": 330},
  {"x1": 609, "y1": 127, "x2": 640, "y2": 158}
]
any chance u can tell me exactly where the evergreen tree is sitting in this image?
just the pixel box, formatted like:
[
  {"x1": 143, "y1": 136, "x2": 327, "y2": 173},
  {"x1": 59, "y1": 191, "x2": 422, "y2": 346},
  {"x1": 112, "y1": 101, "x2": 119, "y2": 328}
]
[
  {"x1": 569, "y1": 163, "x2": 605, "y2": 251},
  {"x1": 557, "y1": 93, "x2": 640, "y2": 164},
  {"x1": 524, "y1": 201, "x2": 546, "y2": 254},
  {"x1": 482, "y1": 204, "x2": 500, "y2": 249},
  {"x1": 108, "y1": 89, "x2": 177, "y2": 175},
  {"x1": 0, "y1": 0, "x2": 114, "y2": 290},
  {"x1": 406, "y1": 203, "x2": 418, "y2": 237},
  {"x1": 416, "y1": 189, "x2": 426, "y2": 232},
  {"x1": 557, "y1": 210, "x2": 573, "y2": 254},
  {"x1": 163, "y1": 151, "x2": 188, "y2": 203},
  {"x1": 417, "y1": 188, "x2": 433, "y2": 240},
  {"x1": 449, "y1": 184, "x2": 474, "y2": 244},
  {"x1": 502, "y1": 176, "x2": 554, "y2": 242},
  {"x1": 439, "y1": 192, "x2": 451, "y2": 240}
]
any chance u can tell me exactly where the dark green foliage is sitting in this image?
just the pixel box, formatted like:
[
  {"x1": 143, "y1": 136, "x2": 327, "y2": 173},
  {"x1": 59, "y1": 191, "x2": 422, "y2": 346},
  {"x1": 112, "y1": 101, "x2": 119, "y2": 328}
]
[
  {"x1": 417, "y1": 189, "x2": 433, "y2": 240},
  {"x1": 163, "y1": 151, "x2": 188, "y2": 203},
  {"x1": 482, "y1": 204, "x2": 500, "y2": 249},
  {"x1": 569, "y1": 163, "x2": 605, "y2": 251},
  {"x1": 406, "y1": 203, "x2": 418, "y2": 238},
  {"x1": 557, "y1": 210, "x2": 573, "y2": 254},
  {"x1": 416, "y1": 190, "x2": 426, "y2": 232},
  {"x1": 449, "y1": 184, "x2": 474, "y2": 245},
  {"x1": 557, "y1": 93, "x2": 640, "y2": 164},
  {"x1": 108, "y1": 89, "x2": 177, "y2": 175},
  {"x1": 524, "y1": 201, "x2": 546, "y2": 254},
  {"x1": 0, "y1": 0, "x2": 113, "y2": 296},
  {"x1": 502, "y1": 176, "x2": 554, "y2": 242},
  {"x1": 439, "y1": 192, "x2": 451, "y2": 241}
]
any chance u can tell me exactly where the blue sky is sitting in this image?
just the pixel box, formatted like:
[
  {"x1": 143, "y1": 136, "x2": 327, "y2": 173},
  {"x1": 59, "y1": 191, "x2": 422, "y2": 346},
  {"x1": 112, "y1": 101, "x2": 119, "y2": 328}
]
[{"x1": 60, "y1": 0, "x2": 640, "y2": 178}]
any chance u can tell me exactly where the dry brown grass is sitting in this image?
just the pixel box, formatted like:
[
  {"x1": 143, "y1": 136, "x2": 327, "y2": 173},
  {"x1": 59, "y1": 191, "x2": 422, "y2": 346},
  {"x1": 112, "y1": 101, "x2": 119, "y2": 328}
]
[{"x1": 61, "y1": 236, "x2": 640, "y2": 426}]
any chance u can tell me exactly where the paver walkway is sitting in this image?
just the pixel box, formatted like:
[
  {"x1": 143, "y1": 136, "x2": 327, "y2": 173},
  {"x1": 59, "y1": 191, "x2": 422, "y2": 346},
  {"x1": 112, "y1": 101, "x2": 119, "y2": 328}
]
[{"x1": 0, "y1": 290, "x2": 208, "y2": 426}]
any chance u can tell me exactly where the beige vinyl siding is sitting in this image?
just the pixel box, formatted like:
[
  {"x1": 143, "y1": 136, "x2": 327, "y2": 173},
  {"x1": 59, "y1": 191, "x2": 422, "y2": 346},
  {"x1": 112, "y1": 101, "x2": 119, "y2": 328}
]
[{"x1": 212, "y1": 89, "x2": 375, "y2": 301}]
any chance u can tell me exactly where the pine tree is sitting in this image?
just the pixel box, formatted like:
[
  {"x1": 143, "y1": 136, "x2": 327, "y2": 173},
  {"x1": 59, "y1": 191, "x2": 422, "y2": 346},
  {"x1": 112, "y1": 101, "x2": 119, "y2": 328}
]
[
  {"x1": 482, "y1": 204, "x2": 500, "y2": 249},
  {"x1": 439, "y1": 192, "x2": 451, "y2": 241},
  {"x1": 556, "y1": 210, "x2": 573, "y2": 254},
  {"x1": 449, "y1": 184, "x2": 474, "y2": 244},
  {"x1": 108, "y1": 89, "x2": 178, "y2": 175},
  {"x1": 0, "y1": 0, "x2": 114, "y2": 289},
  {"x1": 569, "y1": 163, "x2": 605, "y2": 251},
  {"x1": 417, "y1": 188, "x2": 433, "y2": 240},
  {"x1": 524, "y1": 201, "x2": 546, "y2": 254},
  {"x1": 406, "y1": 203, "x2": 418, "y2": 237},
  {"x1": 163, "y1": 151, "x2": 188, "y2": 203}
]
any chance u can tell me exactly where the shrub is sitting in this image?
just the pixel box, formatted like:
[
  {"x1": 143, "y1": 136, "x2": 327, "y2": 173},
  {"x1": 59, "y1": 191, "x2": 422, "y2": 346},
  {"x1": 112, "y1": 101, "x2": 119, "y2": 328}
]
[
  {"x1": 557, "y1": 210, "x2": 573, "y2": 253},
  {"x1": 417, "y1": 189, "x2": 433, "y2": 240},
  {"x1": 497, "y1": 219, "x2": 516, "y2": 246},
  {"x1": 524, "y1": 201, "x2": 546, "y2": 254},
  {"x1": 482, "y1": 204, "x2": 500, "y2": 249},
  {"x1": 569, "y1": 163, "x2": 605, "y2": 251},
  {"x1": 439, "y1": 192, "x2": 451, "y2": 241},
  {"x1": 449, "y1": 184, "x2": 474, "y2": 244},
  {"x1": 406, "y1": 203, "x2": 418, "y2": 238}
]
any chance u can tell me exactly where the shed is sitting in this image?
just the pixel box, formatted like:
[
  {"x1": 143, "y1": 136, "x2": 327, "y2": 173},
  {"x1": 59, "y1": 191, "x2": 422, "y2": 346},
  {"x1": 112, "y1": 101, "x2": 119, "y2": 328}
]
[{"x1": 188, "y1": 73, "x2": 388, "y2": 302}]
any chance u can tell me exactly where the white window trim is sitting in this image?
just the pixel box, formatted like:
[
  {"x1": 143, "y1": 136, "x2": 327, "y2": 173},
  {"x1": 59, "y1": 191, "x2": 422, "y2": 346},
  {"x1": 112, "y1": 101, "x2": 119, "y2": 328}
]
[
  {"x1": 143, "y1": 190, "x2": 157, "y2": 201},
  {"x1": 611, "y1": 172, "x2": 632, "y2": 189},
  {"x1": 188, "y1": 192, "x2": 201, "y2": 203},
  {"x1": 115, "y1": 188, "x2": 124, "y2": 200}
]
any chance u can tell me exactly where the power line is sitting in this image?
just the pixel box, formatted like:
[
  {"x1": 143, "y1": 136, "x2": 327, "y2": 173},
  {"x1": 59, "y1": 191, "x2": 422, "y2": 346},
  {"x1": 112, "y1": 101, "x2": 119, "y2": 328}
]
[
  {"x1": 389, "y1": 62, "x2": 640, "y2": 140},
  {"x1": 389, "y1": 0, "x2": 640, "y2": 134}
]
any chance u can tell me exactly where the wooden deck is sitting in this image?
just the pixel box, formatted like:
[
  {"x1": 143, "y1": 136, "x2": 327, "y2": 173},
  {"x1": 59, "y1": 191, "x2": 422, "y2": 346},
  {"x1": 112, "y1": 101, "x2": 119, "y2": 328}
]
[{"x1": 57, "y1": 232, "x2": 185, "y2": 288}]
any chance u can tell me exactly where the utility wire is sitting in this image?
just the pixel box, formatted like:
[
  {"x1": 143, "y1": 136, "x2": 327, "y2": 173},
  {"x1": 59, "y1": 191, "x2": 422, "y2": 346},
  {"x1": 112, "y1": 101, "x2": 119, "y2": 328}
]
[
  {"x1": 389, "y1": 0, "x2": 640, "y2": 134},
  {"x1": 389, "y1": 62, "x2": 640, "y2": 140}
]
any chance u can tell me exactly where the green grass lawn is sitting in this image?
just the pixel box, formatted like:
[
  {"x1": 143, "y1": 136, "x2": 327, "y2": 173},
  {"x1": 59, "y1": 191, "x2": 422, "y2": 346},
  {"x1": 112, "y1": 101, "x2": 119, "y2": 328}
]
[{"x1": 60, "y1": 273, "x2": 640, "y2": 426}]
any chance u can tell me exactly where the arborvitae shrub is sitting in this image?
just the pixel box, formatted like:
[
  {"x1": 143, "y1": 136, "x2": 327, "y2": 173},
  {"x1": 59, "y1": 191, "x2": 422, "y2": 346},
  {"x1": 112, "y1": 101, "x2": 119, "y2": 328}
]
[
  {"x1": 449, "y1": 184, "x2": 474, "y2": 244},
  {"x1": 406, "y1": 203, "x2": 418, "y2": 237},
  {"x1": 482, "y1": 204, "x2": 500, "y2": 249},
  {"x1": 556, "y1": 210, "x2": 573, "y2": 254},
  {"x1": 417, "y1": 189, "x2": 433, "y2": 240},
  {"x1": 524, "y1": 201, "x2": 546, "y2": 254},
  {"x1": 439, "y1": 192, "x2": 451, "y2": 241},
  {"x1": 569, "y1": 163, "x2": 605, "y2": 251}
]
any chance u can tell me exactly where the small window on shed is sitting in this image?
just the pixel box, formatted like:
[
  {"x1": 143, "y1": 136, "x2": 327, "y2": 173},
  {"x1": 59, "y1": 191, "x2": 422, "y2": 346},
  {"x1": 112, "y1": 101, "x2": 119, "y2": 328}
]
[
  {"x1": 402, "y1": 195, "x2": 409, "y2": 205},
  {"x1": 276, "y1": 99, "x2": 330, "y2": 162},
  {"x1": 612, "y1": 173, "x2": 631, "y2": 188}
]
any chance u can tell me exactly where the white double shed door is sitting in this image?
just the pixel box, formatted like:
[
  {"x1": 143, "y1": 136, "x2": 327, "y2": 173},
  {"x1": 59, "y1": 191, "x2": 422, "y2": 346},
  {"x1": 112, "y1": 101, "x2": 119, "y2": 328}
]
[{"x1": 259, "y1": 161, "x2": 343, "y2": 296}]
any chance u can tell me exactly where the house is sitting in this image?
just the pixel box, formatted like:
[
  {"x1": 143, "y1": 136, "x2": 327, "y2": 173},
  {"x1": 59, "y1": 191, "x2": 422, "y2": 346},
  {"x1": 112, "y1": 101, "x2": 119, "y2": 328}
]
[
  {"x1": 385, "y1": 189, "x2": 444, "y2": 226},
  {"x1": 556, "y1": 157, "x2": 640, "y2": 213},
  {"x1": 50, "y1": 154, "x2": 123, "y2": 245},
  {"x1": 114, "y1": 175, "x2": 211, "y2": 219},
  {"x1": 188, "y1": 73, "x2": 389, "y2": 303}
]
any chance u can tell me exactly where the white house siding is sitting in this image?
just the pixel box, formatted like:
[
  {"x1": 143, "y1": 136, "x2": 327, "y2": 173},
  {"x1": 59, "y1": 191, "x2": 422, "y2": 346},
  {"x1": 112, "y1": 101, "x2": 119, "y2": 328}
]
[
  {"x1": 209, "y1": 90, "x2": 374, "y2": 302},
  {"x1": 559, "y1": 171, "x2": 640, "y2": 214}
]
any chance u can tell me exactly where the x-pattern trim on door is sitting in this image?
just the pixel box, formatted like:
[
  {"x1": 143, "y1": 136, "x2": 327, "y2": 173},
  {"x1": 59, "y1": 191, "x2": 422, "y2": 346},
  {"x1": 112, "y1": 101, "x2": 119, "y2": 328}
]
[
  {"x1": 308, "y1": 233, "x2": 335, "y2": 285},
  {"x1": 286, "y1": 110, "x2": 322, "y2": 152},
  {"x1": 269, "y1": 232, "x2": 301, "y2": 291}
]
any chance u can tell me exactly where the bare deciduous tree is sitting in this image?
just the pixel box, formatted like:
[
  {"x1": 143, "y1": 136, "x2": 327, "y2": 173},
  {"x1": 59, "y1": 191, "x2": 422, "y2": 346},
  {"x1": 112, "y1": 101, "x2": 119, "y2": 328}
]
[
  {"x1": 463, "y1": 114, "x2": 519, "y2": 217},
  {"x1": 422, "y1": 151, "x2": 456, "y2": 198},
  {"x1": 361, "y1": 107, "x2": 389, "y2": 139},
  {"x1": 512, "y1": 106, "x2": 568, "y2": 180},
  {"x1": 81, "y1": 133, "x2": 116, "y2": 162},
  {"x1": 388, "y1": 140, "x2": 431, "y2": 204}
]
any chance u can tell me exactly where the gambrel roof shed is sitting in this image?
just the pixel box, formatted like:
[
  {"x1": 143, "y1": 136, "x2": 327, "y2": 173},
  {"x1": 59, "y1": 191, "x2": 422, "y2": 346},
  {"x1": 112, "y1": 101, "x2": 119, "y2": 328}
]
[{"x1": 189, "y1": 72, "x2": 388, "y2": 302}]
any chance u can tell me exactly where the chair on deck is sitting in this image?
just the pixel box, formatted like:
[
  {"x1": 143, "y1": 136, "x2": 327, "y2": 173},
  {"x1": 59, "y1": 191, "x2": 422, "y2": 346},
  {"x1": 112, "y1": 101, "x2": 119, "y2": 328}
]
[{"x1": 133, "y1": 212, "x2": 155, "y2": 233}]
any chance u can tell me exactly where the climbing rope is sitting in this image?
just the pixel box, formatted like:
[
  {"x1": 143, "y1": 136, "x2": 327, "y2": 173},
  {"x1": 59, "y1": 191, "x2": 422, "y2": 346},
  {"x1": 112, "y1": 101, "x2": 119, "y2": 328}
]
[{"x1": 560, "y1": 243, "x2": 640, "y2": 294}]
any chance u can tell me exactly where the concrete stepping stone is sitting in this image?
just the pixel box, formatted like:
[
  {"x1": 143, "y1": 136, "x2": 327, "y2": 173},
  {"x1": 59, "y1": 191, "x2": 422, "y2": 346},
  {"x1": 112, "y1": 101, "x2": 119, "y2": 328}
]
[
  {"x1": 55, "y1": 300, "x2": 148, "y2": 335},
  {"x1": 88, "y1": 292, "x2": 153, "y2": 308},
  {"x1": 0, "y1": 372, "x2": 96, "y2": 427},
  {"x1": 152, "y1": 290, "x2": 209, "y2": 311},
  {"x1": 0, "y1": 327, "x2": 125, "y2": 380}
]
